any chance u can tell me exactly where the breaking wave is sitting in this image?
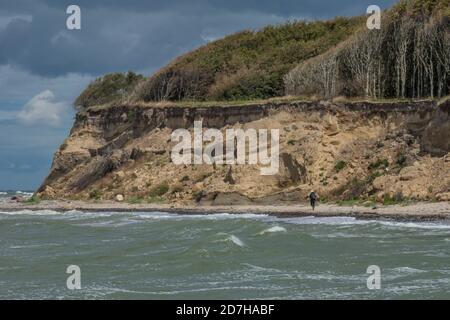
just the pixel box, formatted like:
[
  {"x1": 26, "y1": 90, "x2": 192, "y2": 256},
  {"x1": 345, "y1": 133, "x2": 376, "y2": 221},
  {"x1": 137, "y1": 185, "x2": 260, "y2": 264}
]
[{"x1": 258, "y1": 226, "x2": 287, "y2": 235}]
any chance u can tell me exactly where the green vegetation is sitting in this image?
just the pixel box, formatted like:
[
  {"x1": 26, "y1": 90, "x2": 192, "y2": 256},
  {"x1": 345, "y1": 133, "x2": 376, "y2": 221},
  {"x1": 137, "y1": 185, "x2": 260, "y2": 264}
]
[
  {"x1": 179, "y1": 175, "x2": 190, "y2": 182},
  {"x1": 88, "y1": 189, "x2": 102, "y2": 200},
  {"x1": 287, "y1": 139, "x2": 296, "y2": 145},
  {"x1": 125, "y1": 195, "x2": 164, "y2": 204},
  {"x1": 334, "y1": 167, "x2": 385, "y2": 201},
  {"x1": 334, "y1": 160, "x2": 347, "y2": 172},
  {"x1": 396, "y1": 153, "x2": 408, "y2": 167},
  {"x1": 127, "y1": 196, "x2": 143, "y2": 204},
  {"x1": 337, "y1": 177, "x2": 369, "y2": 200},
  {"x1": 25, "y1": 195, "x2": 41, "y2": 204},
  {"x1": 75, "y1": 72, "x2": 144, "y2": 110},
  {"x1": 148, "y1": 182, "x2": 169, "y2": 197},
  {"x1": 60, "y1": 142, "x2": 68, "y2": 151},
  {"x1": 336, "y1": 198, "x2": 377, "y2": 207},
  {"x1": 382, "y1": 192, "x2": 406, "y2": 205},
  {"x1": 130, "y1": 17, "x2": 364, "y2": 102},
  {"x1": 147, "y1": 195, "x2": 164, "y2": 204},
  {"x1": 336, "y1": 192, "x2": 408, "y2": 206},
  {"x1": 368, "y1": 159, "x2": 389, "y2": 171}
]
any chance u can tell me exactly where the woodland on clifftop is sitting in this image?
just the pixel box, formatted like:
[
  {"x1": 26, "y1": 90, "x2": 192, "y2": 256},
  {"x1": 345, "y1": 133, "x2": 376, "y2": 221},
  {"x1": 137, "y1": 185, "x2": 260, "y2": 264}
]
[{"x1": 75, "y1": 0, "x2": 450, "y2": 110}]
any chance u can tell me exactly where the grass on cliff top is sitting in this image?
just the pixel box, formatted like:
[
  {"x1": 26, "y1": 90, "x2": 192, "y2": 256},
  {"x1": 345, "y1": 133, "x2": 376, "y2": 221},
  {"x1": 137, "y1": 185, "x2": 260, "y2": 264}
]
[
  {"x1": 86, "y1": 96, "x2": 438, "y2": 112},
  {"x1": 76, "y1": 16, "x2": 365, "y2": 109},
  {"x1": 86, "y1": 95, "x2": 310, "y2": 111}
]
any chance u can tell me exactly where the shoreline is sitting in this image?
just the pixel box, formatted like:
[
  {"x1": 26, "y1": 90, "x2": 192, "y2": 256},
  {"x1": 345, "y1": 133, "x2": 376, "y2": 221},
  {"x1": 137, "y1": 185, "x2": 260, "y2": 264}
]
[{"x1": 1, "y1": 200, "x2": 450, "y2": 222}]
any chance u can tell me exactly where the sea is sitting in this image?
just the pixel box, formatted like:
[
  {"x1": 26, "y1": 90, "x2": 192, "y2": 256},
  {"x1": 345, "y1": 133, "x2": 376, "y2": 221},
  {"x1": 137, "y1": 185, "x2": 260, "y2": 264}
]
[{"x1": 1, "y1": 191, "x2": 450, "y2": 299}]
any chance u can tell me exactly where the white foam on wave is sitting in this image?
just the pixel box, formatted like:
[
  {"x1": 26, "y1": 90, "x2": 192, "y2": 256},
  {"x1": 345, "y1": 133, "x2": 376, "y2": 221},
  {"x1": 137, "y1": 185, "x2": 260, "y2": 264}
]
[
  {"x1": 135, "y1": 212, "x2": 270, "y2": 221},
  {"x1": 376, "y1": 220, "x2": 450, "y2": 230},
  {"x1": 280, "y1": 216, "x2": 450, "y2": 230},
  {"x1": 9, "y1": 243, "x2": 62, "y2": 249},
  {"x1": 86, "y1": 284, "x2": 271, "y2": 297},
  {"x1": 393, "y1": 267, "x2": 427, "y2": 274},
  {"x1": 1, "y1": 208, "x2": 449, "y2": 231},
  {"x1": 62, "y1": 210, "x2": 115, "y2": 219},
  {"x1": 258, "y1": 226, "x2": 287, "y2": 235},
  {"x1": 242, "y1": 263, "x2": 283, "y2": 273},
  {"x1": 15, "y1": 191, "x2": 34, "y2": 196},
  {"x1": 0, "y1": 192, "x2": 7, "y2": 195},
  {"x1": 75, "y1": 217, "x2": 138, "y2": 228},
  {"x1": 0, "y1": 209, "x2": 62, "y2": 216},
  {"x1": 228, "y1": 235, "x2": 246, "y2": 247},
  {"x1": 282, "y1": 216, "x2": 368, "y2": 226},
  {"x1": 214, "y1": 233, "x2": 246, "y2": 247}
]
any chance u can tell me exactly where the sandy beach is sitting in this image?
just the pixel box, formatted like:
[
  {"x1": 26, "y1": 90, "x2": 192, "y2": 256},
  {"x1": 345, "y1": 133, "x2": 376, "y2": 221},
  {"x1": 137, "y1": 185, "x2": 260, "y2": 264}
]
[{"x1": 1, "y1": 200, "x2": 449, "y2": 221}]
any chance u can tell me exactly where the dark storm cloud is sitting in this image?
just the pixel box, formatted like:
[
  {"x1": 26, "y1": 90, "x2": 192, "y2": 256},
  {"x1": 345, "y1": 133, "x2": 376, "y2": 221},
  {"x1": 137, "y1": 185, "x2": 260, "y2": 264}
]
[
  {"x1": 38, "y1": 0, "x2": 396, "y2": 17},
  {"x1": 0, "y1": 0, "x2": 398, "y2": 77}
]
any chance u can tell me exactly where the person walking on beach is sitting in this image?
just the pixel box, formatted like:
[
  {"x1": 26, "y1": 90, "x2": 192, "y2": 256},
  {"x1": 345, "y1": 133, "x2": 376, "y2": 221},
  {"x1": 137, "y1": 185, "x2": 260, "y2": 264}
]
[{"x1": 308, "y1": 190, "x2": 318, "y2": 211}]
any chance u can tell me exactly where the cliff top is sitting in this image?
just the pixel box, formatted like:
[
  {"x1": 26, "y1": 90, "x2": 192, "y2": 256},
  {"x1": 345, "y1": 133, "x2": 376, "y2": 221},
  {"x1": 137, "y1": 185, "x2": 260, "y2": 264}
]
[{"x1": 84, "y1": 96, "x2": 449, "y2": 113}]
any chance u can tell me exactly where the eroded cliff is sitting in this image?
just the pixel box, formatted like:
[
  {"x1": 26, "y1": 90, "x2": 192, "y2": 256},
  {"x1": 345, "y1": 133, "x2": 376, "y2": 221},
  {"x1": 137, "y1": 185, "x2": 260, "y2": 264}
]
[{"x1": 37, "y1": 100, "x2": 450, "y2": 204}]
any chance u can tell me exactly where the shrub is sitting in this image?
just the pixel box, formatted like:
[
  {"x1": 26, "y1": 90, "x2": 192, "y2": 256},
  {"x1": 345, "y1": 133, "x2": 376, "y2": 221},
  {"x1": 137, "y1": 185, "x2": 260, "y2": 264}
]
[
  {"x1": 127, "y1": 196, "x2": 143, "y2": 204},
  {"x1": 396, "y1": 154, "x2": 407, "y2": 167},
  {"x1": 383, "y1": 192, "x2": 405, "y2": 205},
  {"x1": 333, "y1": 177, "x2": 370, "y2": 200},
  {"x1": 148, "y1": 182, "x2": 169, "y2": 197},
  {"x1": 60, "y1": 142, "x2": 68, "y2": 151},
  {"x1": 179, "y1": 175, "x2": 190, "y2": 182},
  {"x1": 89, "y1": 189, "x2": 102, "y2": 200},
  {"x1": 368, "y1": 159, "x2": 389, "y2": 170},
  {"x1": 334, "y1": 160, "x2": 347, "y2": 172},
  {"x1": 25, "y1": 195, "x2": 41, "y2": 204},
  {"x1": 75, "y1": 72, "x2": 144, "y2": 110}
]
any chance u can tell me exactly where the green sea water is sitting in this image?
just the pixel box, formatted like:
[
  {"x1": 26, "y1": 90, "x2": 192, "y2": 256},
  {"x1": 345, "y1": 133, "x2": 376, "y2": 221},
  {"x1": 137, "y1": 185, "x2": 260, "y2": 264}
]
[{"x1": 0, "y1": 209, "x2": 449, "y2": 299}]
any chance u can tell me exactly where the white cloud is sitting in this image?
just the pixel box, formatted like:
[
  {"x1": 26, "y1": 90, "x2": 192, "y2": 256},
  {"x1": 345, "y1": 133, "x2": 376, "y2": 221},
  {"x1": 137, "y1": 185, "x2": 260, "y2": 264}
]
[
  {"x1": 0, "y1": 14, "x2": 33, "y2": 31},
  {"x1": 17, "y1": 90, "x2": 67, "y2": 127}
]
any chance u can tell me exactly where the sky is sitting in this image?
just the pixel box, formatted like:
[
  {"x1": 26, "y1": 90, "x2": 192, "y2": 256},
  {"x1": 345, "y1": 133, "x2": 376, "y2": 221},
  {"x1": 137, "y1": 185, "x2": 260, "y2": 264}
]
[{"x1": 0, "y1": 0, "x2": 397, "y2": 190}]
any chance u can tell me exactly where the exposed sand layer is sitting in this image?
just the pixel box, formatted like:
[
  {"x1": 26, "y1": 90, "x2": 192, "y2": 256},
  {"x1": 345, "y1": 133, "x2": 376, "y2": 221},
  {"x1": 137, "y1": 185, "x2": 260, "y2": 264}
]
[
  {"x1": 38, "y1": 100, "x2": 450, "y2": 205},
  {"x1": 1, "y1": 201, "x2": 449, "y2": 221}
]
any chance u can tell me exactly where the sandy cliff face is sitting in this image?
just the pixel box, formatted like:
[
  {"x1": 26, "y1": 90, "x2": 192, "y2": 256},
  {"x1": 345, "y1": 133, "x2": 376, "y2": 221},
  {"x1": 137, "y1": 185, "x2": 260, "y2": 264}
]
[{"x1": 37, "y1": 100, "x2": 450, "y2": 204}]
